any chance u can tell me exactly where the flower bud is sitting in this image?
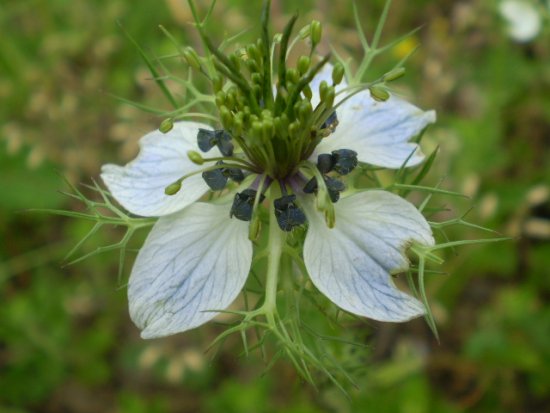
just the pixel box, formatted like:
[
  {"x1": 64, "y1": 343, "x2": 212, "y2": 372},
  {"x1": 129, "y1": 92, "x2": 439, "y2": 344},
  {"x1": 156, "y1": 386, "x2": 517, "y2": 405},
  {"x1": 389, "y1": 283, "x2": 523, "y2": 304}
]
[
  {"x1": 310, "y1": 21, "x2": 322, "y2": 47},
  {"x1": 369, "y1": 85, "x2": 390, "y2": 102},
  {"x1": 252, "y1": 121, "x2": 263, "y2": 140},
  {"x1": 187, "y1": 150, "x2": 204, "y2": 165},
  {"x1": 219, "y1": 106, "x2": 233, "y2": 130},
  {"x1": 297, "y1": 56, "x2": 311, "y2": 75},
  {"x1": 164, "y1": 181, "x2": 181, "y2": 196},
  {"x1": 183, "y1": 47, "x2": 201, "y2": 70},
  {"x1": 287, "y1": 68, "x2": 300, "y2": 84},
  {"x1": 215, "y1": 91, "x2": 226, "y2": 108},
  {"x1": 297, "y1": 100, "x2": 313, "y2": 123},
  {"x1": 225, "y1": 91, "x2": 236, "y2": 110},
  {"x1": 319, "y1": 80, "x2": 329, "y2": 101},
  {"x1": 233, "y1": 113, "x2": 244, "y2": 135},
  {"x1": 262, "y1": 119, "x2": 274, "y2": 140},
  {"x1": 275, "y1": 114, "x2": 289, "y2": 138},
  {"x1": 332, "y1": 62, "x2": 345, "y2": 85},
  {"x1": 159, "y1": 118, "x2": 174, "y2": 134},
  {"x1": 229, "y1": 53, "x2": 241, "y2": 71},
  {"x1": 288, "y1": 121, "x2": 301, "y2": 139},
  {"x1": 246, "y1": 44, "x2": 260, "y2": 64},
  {"x1": 212, "y1": 74, "x2": 224, "y2": 92},
  {"x1": 303, "y1": 85, "x2": 313, "y2": 101},
  {"x1": 252, "y1": 84, "x2": 262, "y2": 100},
  {"x1": 383, "y1": 67, "x2": 406, "y2": 82},
  {"x1": 251, "y1": 73, "x2": 262, "y2": 85},
  {"x1": 324, "y1": 87, "x2": 335, "y2": 108},
  {"x1": 246, "y1": 59, "x2": 259, "y2": 73},
  {"x1": 261, "y1": 109, "x2": 273, "y2": 120}
]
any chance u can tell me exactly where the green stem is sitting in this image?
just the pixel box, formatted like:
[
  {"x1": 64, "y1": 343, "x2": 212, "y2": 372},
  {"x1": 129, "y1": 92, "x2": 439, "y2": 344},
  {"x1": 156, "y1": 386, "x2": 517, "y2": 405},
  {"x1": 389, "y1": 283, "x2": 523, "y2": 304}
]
[{"x1": 263, "y1": 202, "x2": 284, "y2": 319}]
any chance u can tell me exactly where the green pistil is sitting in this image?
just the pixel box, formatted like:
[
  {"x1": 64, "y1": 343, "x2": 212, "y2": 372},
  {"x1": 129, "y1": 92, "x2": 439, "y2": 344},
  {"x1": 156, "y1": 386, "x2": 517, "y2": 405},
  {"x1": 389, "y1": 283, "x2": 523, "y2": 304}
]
[
  {"x1": 275, "y1": 12, "x2": 298, "y2": 112},
  {"x1": 260, "y1": 0, "x2": 274, "y2": 109},
  {"x1": 284, "y1": 54, "x2": 331, "y2": 119}
]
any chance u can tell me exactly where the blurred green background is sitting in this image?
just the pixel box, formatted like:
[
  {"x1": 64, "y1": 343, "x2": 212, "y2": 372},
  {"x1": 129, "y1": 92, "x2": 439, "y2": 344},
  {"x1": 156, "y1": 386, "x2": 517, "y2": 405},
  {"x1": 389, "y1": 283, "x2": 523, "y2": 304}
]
[{"x1": 1, "y1": 0, "x2": 549, "y2": 412}]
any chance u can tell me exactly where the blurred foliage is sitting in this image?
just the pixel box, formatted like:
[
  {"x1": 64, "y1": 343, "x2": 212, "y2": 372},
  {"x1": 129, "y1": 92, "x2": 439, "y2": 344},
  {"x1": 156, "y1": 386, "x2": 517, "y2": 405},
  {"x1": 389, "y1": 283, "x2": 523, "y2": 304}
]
[{"x1": 1, "y1": 0, "x2": 549, "y2": 412}]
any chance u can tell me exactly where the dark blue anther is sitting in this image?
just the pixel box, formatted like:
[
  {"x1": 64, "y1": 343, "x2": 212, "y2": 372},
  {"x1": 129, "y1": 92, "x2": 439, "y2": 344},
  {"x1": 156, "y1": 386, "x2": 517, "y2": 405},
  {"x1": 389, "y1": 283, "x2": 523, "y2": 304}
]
[
  {"x1": 197, "y1": 129, "x2": 234, "y2": 156},
  {"x1": 202, "y1": 163, "x2": 228, "y2": 191},
  {"x1": 225, "y1": 167, "x2": 245, "y2": 182},
  {"x1": 324, "y1": 176, "x2": 345, "y2": 203},
  {"x1": 230, "y1": 189, "x2": 265, "y2": 221},
  {"x1": 202, "y1": 161, "x2": 245, "y2": 191},
  {"x1": 215, "y1": 130, "x2": 234, "y2": 156},
  {"x1": 303, "y1": 177, "x2": 318, "y2": 194},
  {"x1": 317, "y1": 153, "x2": 334, "y2": 174},
  {"x1": 321, "y1": 111, "x2": 338, "y2": 132},
  {"x1": 274, "y1": 195, "x2": 307, "y2": 231},
  {"x1": 331, "y1": 149, "x2": 358, "y2": 175},
  {"x1": 197, "y1": 129, "x2": 217, "y2": 152},
  {"x1": 302, "y1": 176, "x2": 345, "y2": 203}
]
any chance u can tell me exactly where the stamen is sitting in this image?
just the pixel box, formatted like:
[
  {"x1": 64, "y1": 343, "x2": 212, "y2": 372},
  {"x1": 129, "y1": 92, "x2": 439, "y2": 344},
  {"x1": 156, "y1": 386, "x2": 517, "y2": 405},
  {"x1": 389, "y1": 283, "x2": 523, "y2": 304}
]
[
  {"x1": 331, "y1": 149, "x2": 358, "y2": 175},
  {"x1": 202, "y1": 161, "x2": 228, "y2": 191},
  {"x1": 197, "y1": 129, "x2": 234, "y2": 156},
  {"x1": 298, "y1": 161, "x2": 336, "y2": 228},
  {"x1": 202, "y1": 161, "x2": 246, "y2": 191},
  {"x1": 302, "y1": 175, "x2": 345, "y2": 203},
  {"x1": 197, "y1": 129, "x2": 217, "y2": 152},
  {"x1": 225, "y1": 167, "x2": 245, "y2": 183},
  {"x1": 165, "y1": 162, "x2": 252, "y2": 196},
  {"x1": 303, "y1": 177, "x2": 318, "y2": 194},
  {"x1": 316, "y1": 153, "x2": 334, "y2": 174},
  {"x1": 273, "y1": 194, "x2": 306, "y2": 231},
  {"x1": 320, "y1": 111, "x2": 338, "y2": 132},
  {"x1": 324, "y1": 176, "x2": 345, "y2": 202},
  {"x1": 230, "y1": 189, "x2": 265, "y2": 221}
]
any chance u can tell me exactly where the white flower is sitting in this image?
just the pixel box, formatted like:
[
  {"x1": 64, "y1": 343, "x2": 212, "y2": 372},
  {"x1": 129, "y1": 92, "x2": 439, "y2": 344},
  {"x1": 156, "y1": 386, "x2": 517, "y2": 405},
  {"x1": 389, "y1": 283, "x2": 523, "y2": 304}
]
[
  {"x1": 499, "y1": 0, "x2": 542, "y2": 42},
  {"x1": 101, "y1": 64, "x2": 435, "y2": 338}
]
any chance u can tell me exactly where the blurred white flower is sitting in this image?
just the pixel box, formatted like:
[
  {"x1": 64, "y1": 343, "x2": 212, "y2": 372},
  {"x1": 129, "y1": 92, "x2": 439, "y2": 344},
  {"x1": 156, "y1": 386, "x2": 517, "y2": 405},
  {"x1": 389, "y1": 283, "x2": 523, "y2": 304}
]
[{"x1": 499, "y1": 0, "x2": 542, "y2": 42}]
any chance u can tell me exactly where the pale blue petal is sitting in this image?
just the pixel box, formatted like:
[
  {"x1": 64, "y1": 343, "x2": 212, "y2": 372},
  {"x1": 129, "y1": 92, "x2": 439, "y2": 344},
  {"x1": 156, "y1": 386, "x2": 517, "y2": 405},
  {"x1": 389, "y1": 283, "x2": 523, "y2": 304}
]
[
  {"x1": 303, "y1": 190, "x2": 434, "y2": 322},
  {"x1": 314, "y1": 92, "x2": 436, "y2": 168},
  {"x1": 101, "y1": 121, "x2": 217, "y2": 217},
  {"x1": 128, "y1": 202, "x2": 252, "y2": 338}
]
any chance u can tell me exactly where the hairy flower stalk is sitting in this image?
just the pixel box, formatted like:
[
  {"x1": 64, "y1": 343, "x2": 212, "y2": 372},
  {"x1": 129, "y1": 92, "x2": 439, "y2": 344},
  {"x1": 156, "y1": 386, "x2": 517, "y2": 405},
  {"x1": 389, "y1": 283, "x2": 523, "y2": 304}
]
[{"x1": 73, "y1": 0, "x2": 483, "y2": 385}]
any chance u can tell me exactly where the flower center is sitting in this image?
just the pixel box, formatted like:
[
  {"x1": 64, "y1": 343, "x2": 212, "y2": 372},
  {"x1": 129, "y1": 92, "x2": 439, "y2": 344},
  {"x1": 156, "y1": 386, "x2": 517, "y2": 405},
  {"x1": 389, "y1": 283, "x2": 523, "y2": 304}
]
[{"x1": 163, "y1": 8, "x2": 361, "y2": 233}]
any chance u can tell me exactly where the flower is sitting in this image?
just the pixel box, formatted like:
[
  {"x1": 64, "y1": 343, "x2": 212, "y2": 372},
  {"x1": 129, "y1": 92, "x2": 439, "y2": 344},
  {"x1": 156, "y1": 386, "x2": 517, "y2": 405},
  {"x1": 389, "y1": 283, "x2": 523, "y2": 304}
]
[
  {"x1": 499, "y1": 0, "x2": 543, "y2": 42},
  {"x1": 101, "y1": 3, "x2": 437, "y2": 339},
  {"x1": 101, "y1": 60, "x2": 435, "y2": 338}
]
